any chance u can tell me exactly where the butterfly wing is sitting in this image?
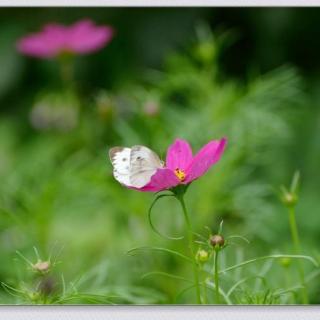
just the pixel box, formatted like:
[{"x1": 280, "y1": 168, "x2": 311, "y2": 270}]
[
  {"x1": 109, "y1": 147, "x2": 132, "y2": 186},
  {"x1": 129, "y1": 145, "x2": 164, "y2": 188}
]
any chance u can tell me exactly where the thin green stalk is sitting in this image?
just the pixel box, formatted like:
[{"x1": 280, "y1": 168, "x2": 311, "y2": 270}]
[
  {"x1": 213, "y1": 249, "x2": 220, "y2": 304},
  {"x1": 288, "y1": 206, "x2": 308, "y2": 304},
  {"x1": 177, "y1": 195, "x2": 201, "y2": 304},
  {"x1": 58, "y1": 54, "x2": 75, "y2": 89},
  {"x1": 203, "y1": 282, "x2": 208, "y2": 304},
  {"x1": 202, "y1": 269, "x2": 208, "y2": 304}
]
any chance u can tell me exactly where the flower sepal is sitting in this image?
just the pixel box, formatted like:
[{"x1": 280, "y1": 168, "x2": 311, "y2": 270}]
[{"x1": 170, "y1": 184, "x2": 190, "y2": 198}]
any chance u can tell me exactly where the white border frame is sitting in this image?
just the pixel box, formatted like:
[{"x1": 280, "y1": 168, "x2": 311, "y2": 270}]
[
  {"x1": 0, "y1": 2, "x2": 319, "y2": 319},
  {"x1": 0, "y1": 306, "x2": 319, "y2": 319}
]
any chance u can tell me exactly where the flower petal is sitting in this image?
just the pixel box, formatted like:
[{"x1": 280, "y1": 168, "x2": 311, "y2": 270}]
[
  {"x1": 165, "y1": 138, "x2": 193, "y2": 171},
  {"x1": 184, "y1": 138, "x2": 227, "y2": 183},
  {"x1": 67, "y1": 19, "x2": 114, "y2": 54},
  {"x1": 17, "y1": 24, "x2": 66, "y2": 58},
  {"x1": 137, "y1": 168, "x2": 180, "y2": 192}
]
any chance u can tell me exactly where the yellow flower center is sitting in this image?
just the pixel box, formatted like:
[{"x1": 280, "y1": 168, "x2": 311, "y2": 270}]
[{"x1": 174, "y1": 168, "x2": 186, "y2": 182}]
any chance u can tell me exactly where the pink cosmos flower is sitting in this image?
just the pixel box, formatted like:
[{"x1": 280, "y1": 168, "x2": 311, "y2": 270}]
[
  {"x1": 141, "y1": 138, "x2": 227, "y2": 192},
  {"x1": 17, "y1": 19, "x2": 114, "y2": 58},
  {"x1": 109, "y1": 138, "x2": 227, "y2": 193}
]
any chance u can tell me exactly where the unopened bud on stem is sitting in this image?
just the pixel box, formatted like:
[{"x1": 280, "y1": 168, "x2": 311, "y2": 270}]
[
  {"x1": 279, "y1": 257, "x2": 291, "y2": 268},
  {"x1": 196, "y1": 249, "x2": 209, "y2": 263},
  {"x1": 210, "y1": 234, "x2": 225, "y2": 249},
  {"x1": 282, "y1": 192, "x2": 298, "y2": 207},
  {"x1": 32, "y1": 260, "x2": 51, "y2": 274}
]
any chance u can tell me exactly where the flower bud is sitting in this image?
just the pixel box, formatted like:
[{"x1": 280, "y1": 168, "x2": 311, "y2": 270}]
[
  {"x1": 279, "y1": 257, "x2": 291, "y2": 268},
  {"x1": 95, "y1": 91, "x2": 115, "y2": 122},
  {"x1": 210, "y1": 234, "x2": 225, "y2": 248},
  {"x1": 194, "y1": 41, "x2": 216, "y2": 65},
  {"x1": 143, "y1": 100, "x2": 159, "y2": 117},
  {"x1": 196, "y1": 249, "x2": 209, "y2": 263},
  {"x1": 281, "y1": 192, "x2": 298, "y2": 207},
  {"x1": 38, "y1": 276, "x2": 55, "y2": 296},
  {"x1": 32, "y1": 260, "x2": 50, "y2": 274},
  {"x1": 30, "y1": 91, "x2": 79, "y2": 132}
]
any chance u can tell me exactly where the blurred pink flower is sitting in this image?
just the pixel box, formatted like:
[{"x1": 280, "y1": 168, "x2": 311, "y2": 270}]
[
  {"x1": 139, "y1": 138, "x2": 227, "y2": 192},
  {"x1": 17, "y1": 19, "x2": 114, "y2": 58}
]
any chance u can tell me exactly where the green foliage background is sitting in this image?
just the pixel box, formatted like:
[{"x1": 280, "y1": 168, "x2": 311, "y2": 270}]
[{"x1": 0, "y1": 8, "x2": 319, "y2": 304}]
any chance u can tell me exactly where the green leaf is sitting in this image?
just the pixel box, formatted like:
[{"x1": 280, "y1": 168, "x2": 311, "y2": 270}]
[
  {"x1": 142, "y1": 271, "x2": 192, "y2": 283},
  {"x1": 127, "y1": 246, "x2": 192, "y2": 263},
  {"x1": 220, "y1": 254, "x2": 319, "y2": 274}
]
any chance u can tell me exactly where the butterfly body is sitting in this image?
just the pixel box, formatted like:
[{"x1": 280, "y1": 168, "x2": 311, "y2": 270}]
[{"x1": 109, "y1": 145, "x2": 164, "y2": 188}]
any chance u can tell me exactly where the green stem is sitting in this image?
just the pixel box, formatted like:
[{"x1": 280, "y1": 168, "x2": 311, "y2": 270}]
[
  {"x1": 177, "y1": 195, "x2": 201, "y2": 304},
  {"x1": 288, "y1": 206, "x2": 308, "y2": 304},
  {"x1": 201, "y1": 266, "x2": 208, "y2": 304},
  {"x1": 213, "y1": 249, "x2": 220, "y2": 304},
  {"x1": 58, "y1": 54, "x2": 75, "y2": 90}
]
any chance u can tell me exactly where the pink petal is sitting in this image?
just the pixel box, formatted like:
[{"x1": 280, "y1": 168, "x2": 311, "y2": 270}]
[
  {"x1": 165, "y1": 139, "x2": 193, "y2": 172},
  {"x1": 17, "y1": 23, "x2": 67, "y2": 58},
  {"x1": 184, "y1": 138, "x2": 227, "y2": 184},
  {"x1": 67, "y1": 19, "x2": 114, "y2": 54},
  {"x1": 137, "y1": 168, "x2": 180, "y2": 192},
  {"x1": 17, "y1": 37, "x2": 52, "y2": 58}
]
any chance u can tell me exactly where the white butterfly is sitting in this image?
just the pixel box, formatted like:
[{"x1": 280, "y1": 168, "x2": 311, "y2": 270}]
[{"x1": 109, "y1": 145, "x2": 164, "y2": 188}]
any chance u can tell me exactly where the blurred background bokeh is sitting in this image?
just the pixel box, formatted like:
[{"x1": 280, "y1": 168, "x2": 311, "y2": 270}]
[{"x1": 0, "y1": 7, "x2": 319, "y2": 304}]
